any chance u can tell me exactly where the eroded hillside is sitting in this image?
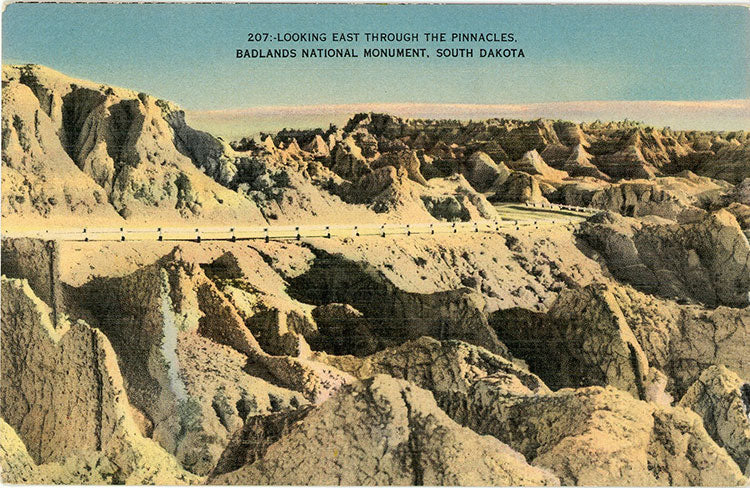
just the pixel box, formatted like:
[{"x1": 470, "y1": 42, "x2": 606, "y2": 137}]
[{"x1": 2, "y1": 64, "x2": 749, "y2": 485}]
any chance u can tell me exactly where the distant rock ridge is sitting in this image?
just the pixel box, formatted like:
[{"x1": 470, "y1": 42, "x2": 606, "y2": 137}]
[{"x1": 4, "y1": 64, "x2": 749, "y2": 228}]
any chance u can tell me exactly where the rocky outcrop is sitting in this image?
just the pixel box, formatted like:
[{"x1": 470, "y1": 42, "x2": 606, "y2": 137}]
[
  {"x1": 208, "y1": 406, "x2": 315, "y2": 479},
  {"x1": 2, "y1": 64, "x2": 264, "y2": 225},
  {"x1": 0, "y1": 238, "x2": 64, "y2": 326},
  {"x1": 309, "y1": 303, "x2": 377, "y2": 356},
  {"x1": 506, "y1": 150, "x2": 568, "y2": 181},
  {"x1": 727, "y1": 203, "x2": 750, "y2": 231},
  {"x1": 372, "y1": 149, "x2": 428, "y2": 185},
  {"x1": 491, "y1": 284, "x2": 652, "y2": 400},
  {"x1": 287, "y1": 249, "x2": 509, "y2": 357},
  {"x1": 304, "y1": 224, "x2": 604, "y2": 314},
  {"x1": 319, "y1": 336, "x2": 550, "y2": 400},
  {"x1": 554, "y1": 173, "x2": 731, "y2": 222},
  {"x1": 445, "y1": 385, "x2": 745, "y2": 486},
  {"x1": 679, "y1": 366, "x2": 750, "y2": 474},
  {"x1": 578, "y1": 210, "x2": 750, "y2": 307},
  {"x1": 1, "y1": 68, "x2": 123, "y2": 226},
  {"x1": 420, "y1": 174, "x2": 498, "y2": 221},
  {"x1": 1, "y1": 419, "x2": 50, "y2": 484},
  {"x1": 595, "y1": 145, "x2": 658, "y2": 179},
  {"x1": 210, "y1": 375, "x2": 560, "y2": 486},
  {"x1": 0, "y1": 277, "x2": 197, "y2": 484},
  {"x1": 332, "y1": 136, "x2": 370, "y2": 180},
  {"x1": 491, "y1": 171, "x2": 547, "y2": 204},
  {"x1": 72, "y1": 249, "x2": 313, "y2": 475},
  {"x1": 562, "y1": 144, "x2": 611, "y2": 180},
  {"x1": 698, "y1": 142, "x2": 750, "y2": 184},
  {"x1": 463, "y1": 151, "x2": 511, "y2": 191},
  {"x1": 735, "y1": 178, "x2": 750, "y2": 205},
  {"x1": 304, "y1": 134, "x2": 331, "y2": 159},
  {"x1": 611, "y1": 284, "x2": 750, "y2": 398}
]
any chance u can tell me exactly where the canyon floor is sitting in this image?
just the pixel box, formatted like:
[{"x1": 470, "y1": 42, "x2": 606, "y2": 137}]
[{"x1": 1, "y1": 64, "x2": 749, "y2": 485}]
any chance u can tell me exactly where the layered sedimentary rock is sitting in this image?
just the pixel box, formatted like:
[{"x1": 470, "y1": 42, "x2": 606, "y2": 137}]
[
  {"x1": 578, "y1": 210, "x2": 750, "y2": 307},
  {"x1": 319, "y1": 336, "x2": 550, "y2": 400},
  {"x1": 562, "y1": 144, "x2": 610, "y2": 179},
  {"x1": 462, "y1": 151, "x2": 511, "y2": 191},
  {"x1": 3, "y1": 64, "x2": 750, "y2": 486},
  {"x1": 491, "y1": 284, "x2": 652, "y2": 399},
  {"x1": 490, "y1": 171, "x2": 547, "y2": 204},
  {"x1": 287, "y1": 248, "x2": 508, "y2": 357},
  {"x1": 611, "y1": 284, "x2": 750, "y2": 398},
  {"x1": 70, "y1": 248, "x2": 355, "y2": 474},
  {"x1": 0, "y1": 278, "x2": 197, "y2": 484},
  {"x1": 444, "y1": 385, "x2": 745, "y2": 486},
  {"x1": 506, "y1": 150, "x2": 568, "y2": 181},
  {"x1": 210, "y1": 375, "x2": 560, "y2": 486},
  {"x1": 679, "y1": 366, "x2": 750, "y2": 474},
  {"x1": 1, "y1": 69, "x2": 124, "y2": 226},
  {"x1": 2, "y1": 64, "x2": 263, "y2": 226},
  {"x1": 554, "y1": 173, "x2": 731, "y2": 222}
]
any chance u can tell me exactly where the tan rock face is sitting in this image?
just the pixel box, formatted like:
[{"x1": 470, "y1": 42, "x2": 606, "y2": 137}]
[
  {"x1": 595, "y1": 145, "x2": 659, "y2": 179},
  {"x1": 1, "y1": 73, "x2": 123, "y2": 226},
  {"x1": 209, "y1": 375, "x2": 560, "y2": 486},
  {"x1": 0, "y1": 277, "x2": 197, "y2": 484},
  {"x1": 1, "y1": 419, "x2": 48, "y2": 484},
  {"x1": 372, "y1": 149, "x2": 429, "y2": 185},
  {"x1": 2, "y1": 64, "x2": 264, "y2": 226},
  {"x1": 562, "y1": 144, "x2": 611, "y2": 180},
  {"x1": 579, "y1": 210, "x2": 750, "y2": 307},
  {"x1": 698, "y1": 142, "x2": 750, "y2": 184},
  {"x1": 611, "y1": 284, "x2": 750, "y2": 399},
  {"x1": 319, "y1": 336, "x2": 550, "y2": 399},
  {"x1": 735, "y1": 178, "x2": 750, "y2": 206},
  {"x1": 727, "y1": 203, "x2": 750, "y2": 230},
  {"x1": 0, "y1": 238, "x2": 64, "y2": 326},
  {"x1": 71, "y1": 249, "x2": 318, "y2": 475},
  {"x1": 679, "y1": 366, "x2": 750, "y2": 474},
  {"x1": 5, "y1": 65, "x2": 750, "y2": 486},
  {"x1": 491, "y1": 284, "x2": 651, "y2": 399},
  {"x1": 286, "y1": 248, "x2": 509, "y2": 357},
  {"x1": 491, "y1": 171, "x2": 547, "y2": 204},
  {"x1": 506, "y1": 150, "x2": 568, "y2": 181},
  {"x1": 445, "y1": 385, "x2": 745, "y2": 486},
  {"x1": 463, "y1": 151, "x2": 511, "y2": 191}
]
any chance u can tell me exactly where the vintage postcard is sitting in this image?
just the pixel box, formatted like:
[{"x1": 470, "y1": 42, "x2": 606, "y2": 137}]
[{"x1": 1, "y1": 2, "x2": 749, "y2": 486}]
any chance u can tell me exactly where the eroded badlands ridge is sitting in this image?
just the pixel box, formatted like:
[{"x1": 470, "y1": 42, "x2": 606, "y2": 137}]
[{"x1": 2, "y1": 64, "x2": 750, "y2": 485}]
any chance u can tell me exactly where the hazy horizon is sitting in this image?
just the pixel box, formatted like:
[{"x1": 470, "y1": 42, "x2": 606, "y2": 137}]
[{"x1": 186, "y1": 99, "x2": 750, "y2": 140}]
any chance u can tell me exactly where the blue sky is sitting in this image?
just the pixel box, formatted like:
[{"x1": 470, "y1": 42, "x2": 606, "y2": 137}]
[{"x1": 2, "y1": 4, "x2": 749, "y2": 111}]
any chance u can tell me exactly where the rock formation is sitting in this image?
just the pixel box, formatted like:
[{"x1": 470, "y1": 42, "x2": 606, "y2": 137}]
[
  {"x1": 679, "y1": 366, "x2": 750, "y2": 474},
  {"x1": 0, "y1": 278, "x2": 198, "y2": 484},
  {"x1": 2, "y1": 64, "x2": 264, "y2": 226},
  {"x1": 491, "y1": 171, "x2": 547, "y2": 204},
  {"x1": 506, "y1": 149, "x2": 568, "y2": 181},
  {"x1": 445, "y1": 385, "x2": 745, "y2": 486},
  {"x1": 463, "y1": 151, "x2": 510, "y2": 191},
  {"x1": 578, "y1": 210, "x2": 750, "y2": 307},
  {"x1": 3, "y1": 64, "x2": 750, "y2": 485},
  {"x1": 209, "y1": 375, "x2": 560, "y2": 486}
]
